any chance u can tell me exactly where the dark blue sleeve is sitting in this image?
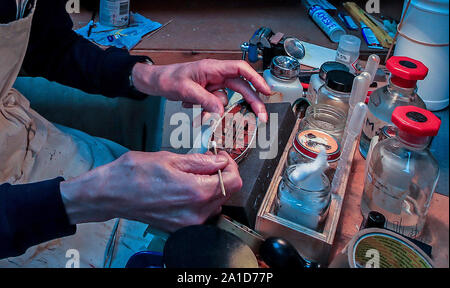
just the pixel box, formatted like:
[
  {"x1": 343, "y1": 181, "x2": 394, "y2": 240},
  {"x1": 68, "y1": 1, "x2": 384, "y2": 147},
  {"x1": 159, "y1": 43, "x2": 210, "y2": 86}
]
[
  {"x1": 0, "y1": 177, "x2": 76, "y2": 259},
  {"x1": 22, "y1": 0, "x2": 150, "y2": 99}
]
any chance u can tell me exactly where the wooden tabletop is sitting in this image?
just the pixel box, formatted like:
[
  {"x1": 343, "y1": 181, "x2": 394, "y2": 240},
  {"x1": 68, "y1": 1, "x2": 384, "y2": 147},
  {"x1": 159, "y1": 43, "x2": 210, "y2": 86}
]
[
  {"x1": 330, "y1": 151, "x2": 449, "y2": 268},
  {"x1": 71, "y1": 0, "x2": 400, "y2": 60},
  {"x1": 70, "y1": 1, "x2": 448, "y2": 268}
]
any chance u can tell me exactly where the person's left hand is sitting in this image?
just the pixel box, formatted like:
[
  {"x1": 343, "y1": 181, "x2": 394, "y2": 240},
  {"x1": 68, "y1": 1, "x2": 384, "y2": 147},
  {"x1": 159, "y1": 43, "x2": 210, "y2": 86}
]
[{"x1": 131, "y1": 59, "x2": 272, "y2": 122}]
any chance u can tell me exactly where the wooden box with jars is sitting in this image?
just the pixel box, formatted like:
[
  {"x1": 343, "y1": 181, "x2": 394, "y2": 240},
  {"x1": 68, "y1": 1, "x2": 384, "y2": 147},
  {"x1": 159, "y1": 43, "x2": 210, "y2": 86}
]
[{"x1": 256, "y1": 103, "x2": 359, "y2": 265}]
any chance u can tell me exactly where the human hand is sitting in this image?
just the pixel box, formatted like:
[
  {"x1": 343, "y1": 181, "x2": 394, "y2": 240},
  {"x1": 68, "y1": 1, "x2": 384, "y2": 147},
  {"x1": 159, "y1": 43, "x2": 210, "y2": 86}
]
[
  {"x1": 131, "y1": 59, "x2": 271, "y2": 122},
  {"x1": 60, "y1": 151, "x2": 242, "y2": 232}
]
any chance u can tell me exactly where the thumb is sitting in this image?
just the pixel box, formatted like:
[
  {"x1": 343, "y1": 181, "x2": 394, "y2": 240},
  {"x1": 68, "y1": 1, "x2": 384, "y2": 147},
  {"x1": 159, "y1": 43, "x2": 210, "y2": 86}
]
[{"x1": 174, "y1": 153, "x2": 228, "y2": 175}]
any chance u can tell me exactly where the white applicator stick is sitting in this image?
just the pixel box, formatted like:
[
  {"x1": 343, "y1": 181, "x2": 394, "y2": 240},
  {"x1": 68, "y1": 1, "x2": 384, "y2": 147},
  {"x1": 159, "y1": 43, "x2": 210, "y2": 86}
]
[{"x1": 211, "y1": 141, "x2": 226, "y2": 197}]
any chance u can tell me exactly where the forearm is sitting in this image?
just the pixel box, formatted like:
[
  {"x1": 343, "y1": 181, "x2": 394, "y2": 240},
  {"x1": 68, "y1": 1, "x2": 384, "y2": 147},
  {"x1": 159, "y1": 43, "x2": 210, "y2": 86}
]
[
  {"x1": 59, "y1": 164, "x2": 115, "y2": 225},
  {"x1": 0, "y1": 178, "x2": 76, "y2": 259},
  {"x1": 131, "y1": 62, "x2": 162, "y2": 96},
  {"x1": 22, "y1": 0, "x2": 150, "y2": 99}
]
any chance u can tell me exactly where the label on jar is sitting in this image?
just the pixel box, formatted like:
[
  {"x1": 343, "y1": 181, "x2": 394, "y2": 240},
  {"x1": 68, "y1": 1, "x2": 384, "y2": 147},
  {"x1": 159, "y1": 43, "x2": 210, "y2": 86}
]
[
  {"x1": 295, "y1": 129, "x2": 340, "y2": 160},
  {"x1": 362, "y1": 110, "x2": 388, "y2": 141},
  {"x1": 100, "y1": 0, "x2": 130, "y2": 27},
  {"x1": 336, "y1": 51, "x2": 358, "y2": 74},
  {"x1": 336, "y1": 50, "x2": 350, "y2": 63},
  {"x1": 353, "y1": 233, "x2": 432, "y2": 268}
]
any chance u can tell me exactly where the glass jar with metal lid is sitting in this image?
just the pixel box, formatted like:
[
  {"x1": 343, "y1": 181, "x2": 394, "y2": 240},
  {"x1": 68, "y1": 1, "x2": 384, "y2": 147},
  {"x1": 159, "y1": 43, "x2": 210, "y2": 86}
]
[
  {"x1": 315, "y1": 70, "x2": 355, "y2": 115},
  {"x1": 306, "y1": 61, "x2": 349, "y2": 105},
  {"x1": 287, "y1": 129, "x2": 341, "y2": 181},
  {"x1": 262, "y1": 55, "x2": 303, "y2": 104},
  {"x1": 299, "y1": 104, "x2": 347, "y2": 143}
]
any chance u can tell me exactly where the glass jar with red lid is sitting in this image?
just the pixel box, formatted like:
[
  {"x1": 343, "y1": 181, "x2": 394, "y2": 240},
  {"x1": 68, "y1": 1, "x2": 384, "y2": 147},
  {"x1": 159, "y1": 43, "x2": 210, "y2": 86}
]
[
  {"x1": 361, "y1": 106, "x2": 441, "y2": 238},
  {"x1": 360, "y1": 56, "x2": 429, "y2": 158}
]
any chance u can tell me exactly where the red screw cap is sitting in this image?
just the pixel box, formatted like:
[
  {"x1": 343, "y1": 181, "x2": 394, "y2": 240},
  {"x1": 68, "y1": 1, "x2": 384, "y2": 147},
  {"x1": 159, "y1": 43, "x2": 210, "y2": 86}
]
[
  {"x1": 386, "y1": 56, "x2": 429, "y2": 88},
  {"x1": 391, "y1": 106, "x2": 441, "y2": 136}
]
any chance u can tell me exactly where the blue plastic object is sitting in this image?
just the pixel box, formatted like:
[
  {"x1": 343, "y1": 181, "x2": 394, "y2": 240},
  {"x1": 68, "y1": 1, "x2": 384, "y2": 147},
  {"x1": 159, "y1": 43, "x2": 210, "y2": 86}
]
[
  {"x1": 76, "y1": 13, "x2": 161, "y2": 50},
  {"x1": 248, "y1": 44, "x2": 259, "y2": 63}
]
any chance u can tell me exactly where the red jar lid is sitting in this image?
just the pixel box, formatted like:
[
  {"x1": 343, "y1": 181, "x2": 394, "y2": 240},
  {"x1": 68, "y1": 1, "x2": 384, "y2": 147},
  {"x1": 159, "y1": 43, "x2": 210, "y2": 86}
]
[
  {"x1": 386, "y1": 56, "x2": 428, "y2": 88},
  {"x1": 294, "y1": 129, "x2": 341, "y2": 162},
  {"x1": 391, "y1": 106, "x2": 441, "y2": 136}
]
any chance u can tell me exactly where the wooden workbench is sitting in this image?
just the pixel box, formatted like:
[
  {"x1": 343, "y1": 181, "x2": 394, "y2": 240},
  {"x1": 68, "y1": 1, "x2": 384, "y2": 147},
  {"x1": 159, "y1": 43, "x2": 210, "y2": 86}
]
[
  {"x1": 71, "y1": 1, "x2": 449, "y2": 268},
  {"x1": 72, "y1": 0, "x2": 402, "y2": 65},
  {"x1": 330, "y1": 151, "x2": 449, "y2": 268}
]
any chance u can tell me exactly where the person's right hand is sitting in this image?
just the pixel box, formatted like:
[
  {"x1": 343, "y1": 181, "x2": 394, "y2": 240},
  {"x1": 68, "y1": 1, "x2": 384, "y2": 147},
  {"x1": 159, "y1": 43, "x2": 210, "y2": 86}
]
[{"x1": 59, "y1": 151, "x2": 242, "y2": 232}]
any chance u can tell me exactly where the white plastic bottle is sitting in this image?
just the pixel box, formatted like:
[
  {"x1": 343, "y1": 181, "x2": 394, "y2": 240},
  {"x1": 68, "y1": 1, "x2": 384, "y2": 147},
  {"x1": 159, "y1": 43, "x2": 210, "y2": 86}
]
[
  {"x1": 262, "y1": 56, "x2": 303, "y2": 104},
  {"x1": 335, "y1": 35, "x2": 361, "y2": 74}
]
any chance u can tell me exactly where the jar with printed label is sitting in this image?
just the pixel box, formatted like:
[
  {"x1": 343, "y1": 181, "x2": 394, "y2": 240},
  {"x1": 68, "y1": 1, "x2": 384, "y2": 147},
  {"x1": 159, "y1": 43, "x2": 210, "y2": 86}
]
[
  {"x1": 287, "y1": 129, "x2": 341, "y2": 181},
  {"x1": 361, "y1": 106, "x2": 441, "y2": 238},
  {"x1": 359, "y1": 56, "x2": 428, "y2": 159},
  {"x1": 335, "y1": 34, "x2": 361, "y2": 74}
]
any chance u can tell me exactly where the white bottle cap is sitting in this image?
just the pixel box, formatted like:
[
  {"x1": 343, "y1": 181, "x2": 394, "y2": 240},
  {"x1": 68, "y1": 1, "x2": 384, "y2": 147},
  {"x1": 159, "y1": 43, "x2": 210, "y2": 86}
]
[{"x1": 338, "y1": 35, "x2": 361, "y2": 53}]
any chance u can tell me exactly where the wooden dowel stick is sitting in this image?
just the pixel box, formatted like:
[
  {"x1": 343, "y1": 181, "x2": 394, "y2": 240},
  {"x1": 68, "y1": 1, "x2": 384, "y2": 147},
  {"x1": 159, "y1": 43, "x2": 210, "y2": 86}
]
[{"x1": 212, "y1": 141, "x2": 226, "y2": 197}]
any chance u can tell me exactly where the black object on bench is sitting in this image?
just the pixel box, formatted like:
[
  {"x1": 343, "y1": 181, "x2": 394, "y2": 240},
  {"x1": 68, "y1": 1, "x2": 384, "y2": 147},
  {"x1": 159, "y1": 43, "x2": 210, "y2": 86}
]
[{"x1": 222, "y1": 102, "x2": 296, "y2": 228}]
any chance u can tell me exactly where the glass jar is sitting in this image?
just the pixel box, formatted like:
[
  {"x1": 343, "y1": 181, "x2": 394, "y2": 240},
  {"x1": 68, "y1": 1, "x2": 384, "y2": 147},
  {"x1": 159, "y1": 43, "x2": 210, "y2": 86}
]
[
  {"x1": 299, "y1": 104, "x2": 347, "y2": 143},
  {"x1": 277, "y1": 165, "x2": 331, "y2": 231},
  {"x1": 378, "y1": 125, "x2": 397, "y2": 142},
  {"x1": 361, "y1": 106, "x2": 441, "y2": 238},
  {"x1": 287, "y1": 129, "x2": 341, "y2": 181},
  {"x1": 359, "y1": 56, "x2": 428, "y2": 159},
  {"x1": 306, "y1": 61, "x2": 349, "y2": 105},
  {"x1": 315, "y1": 70, "x2": 355, "y2": 115}
]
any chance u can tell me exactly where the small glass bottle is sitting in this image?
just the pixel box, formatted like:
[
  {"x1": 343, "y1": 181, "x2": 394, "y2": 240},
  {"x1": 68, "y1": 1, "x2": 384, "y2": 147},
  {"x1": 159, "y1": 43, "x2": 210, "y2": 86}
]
[
  {"x1": 315, "y1": 70, "x2": 355, "y2": 115},
  {"x1": 287, "y1": 129, "x2": 341, "y2": 181},
  {"x1": 359, "y1": 56, "x2": 428, "y2": 158},
  {"x1": 335, "y1": 35, "x2": 361, "y2": 74},
  {"x1": 299, "y1": 104, "x2": 347, "y2": 143},
  {"x1": 262, "y1": 56, "x2": 303, "y2": 104},
  {"x1": 277, "y1": 165, "x2": 331, "y2": 231},
  {"x1": 361, "y1": 106, "x2": 441, "y2": 238},
  {"x1": 378, "y1": 125, "x2": 397, "y2": 142},
  {"x1": 307, "y1": 61, "x2": 349, "y2": 105}
]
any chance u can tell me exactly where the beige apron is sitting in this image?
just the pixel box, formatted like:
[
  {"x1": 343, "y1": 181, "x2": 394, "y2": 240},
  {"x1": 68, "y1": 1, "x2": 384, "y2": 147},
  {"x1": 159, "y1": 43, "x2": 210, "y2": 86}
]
[{"x1": 0, "y1": 2, "x2": 153, "y2": 268}]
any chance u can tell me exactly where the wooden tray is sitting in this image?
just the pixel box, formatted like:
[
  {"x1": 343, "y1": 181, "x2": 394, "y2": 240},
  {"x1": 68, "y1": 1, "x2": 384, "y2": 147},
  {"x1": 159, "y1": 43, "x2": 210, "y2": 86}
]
[{"x1": 255, "y1": 116, "x2": 358, "y2": 265}]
